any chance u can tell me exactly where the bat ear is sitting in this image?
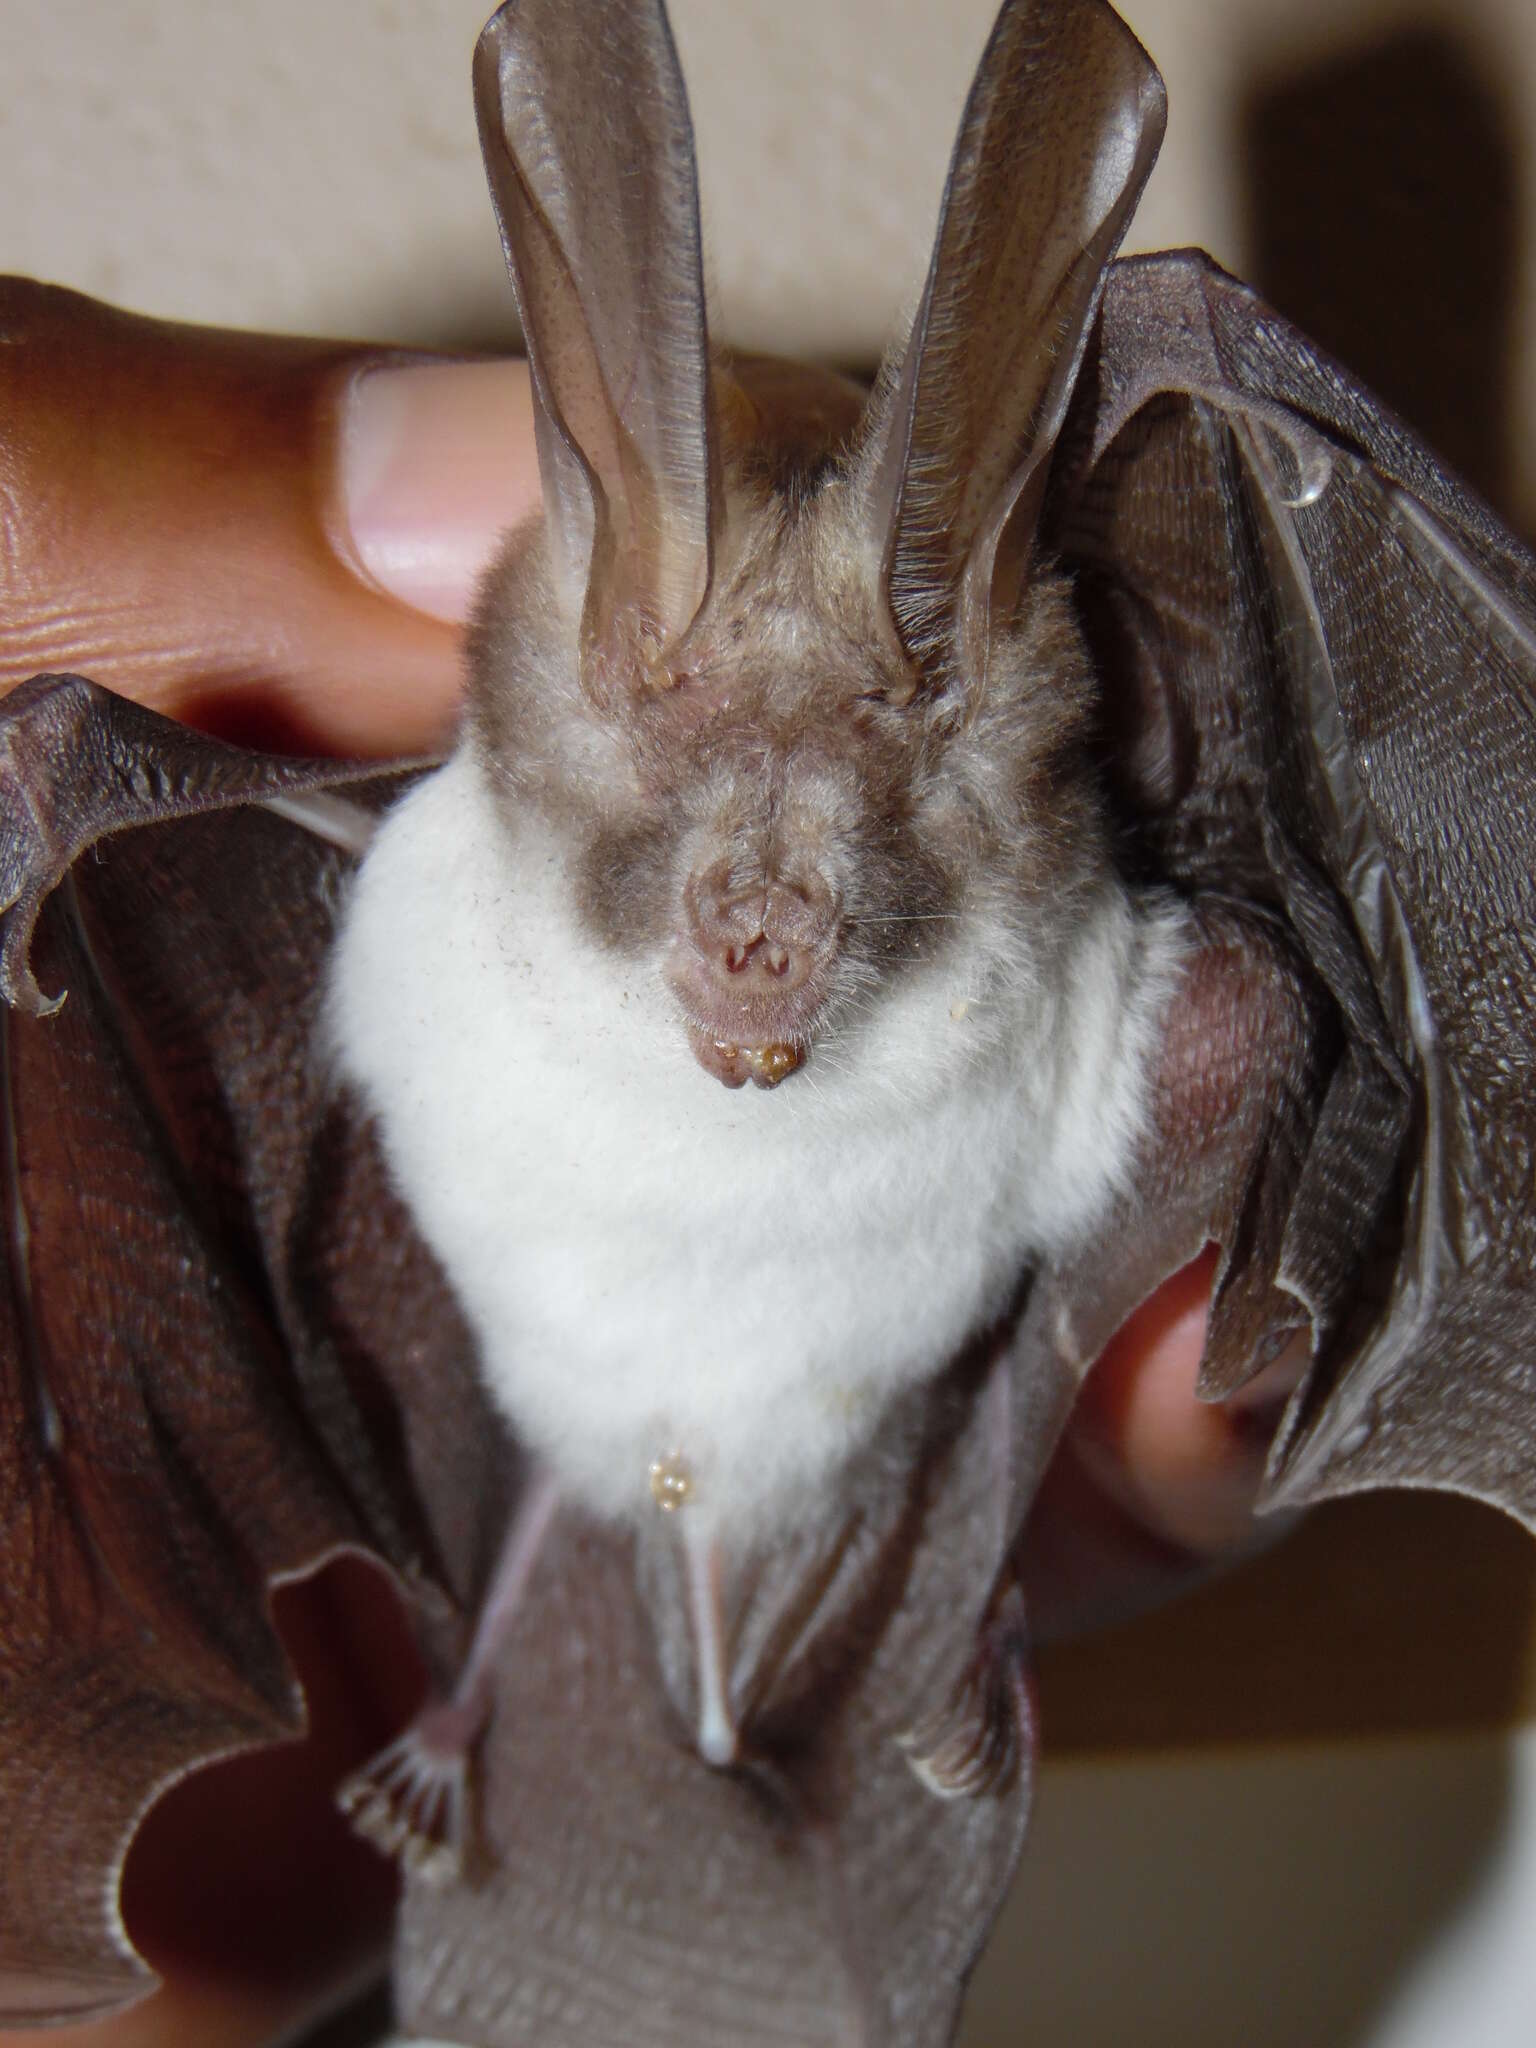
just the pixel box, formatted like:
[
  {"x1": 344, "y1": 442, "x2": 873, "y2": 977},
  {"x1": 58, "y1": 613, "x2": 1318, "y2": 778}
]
[
  {"x1": 474, "y1": 0, "x2": 717, "y2": 686},
  {"x1": 858, "y1": 0, "x2": 1164, "y2": 691}
]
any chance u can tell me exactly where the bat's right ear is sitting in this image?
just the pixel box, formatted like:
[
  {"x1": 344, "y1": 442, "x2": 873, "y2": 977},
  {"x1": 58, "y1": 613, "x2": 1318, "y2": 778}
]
[{"x1": 474, "y1": 0, "x2": 717, "y2": 686}]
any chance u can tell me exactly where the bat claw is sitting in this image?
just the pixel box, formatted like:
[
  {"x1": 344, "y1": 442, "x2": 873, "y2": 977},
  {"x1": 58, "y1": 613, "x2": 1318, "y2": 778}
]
[
  {"x1": 336, "y1": 1723, "x2": 471, "y2": 1885},
  {"x1": 897, "y1": 1583, "x2": 1033, "y2": 1802}
]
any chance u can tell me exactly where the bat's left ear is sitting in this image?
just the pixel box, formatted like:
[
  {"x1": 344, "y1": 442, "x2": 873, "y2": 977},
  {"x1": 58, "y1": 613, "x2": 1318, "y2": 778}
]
[
  {"x1": 857, "y1": 0, "x2": 1164, "y2": 695},
  {"x1": 474, "y1": 0, "x2": 718, "y2": 684}
]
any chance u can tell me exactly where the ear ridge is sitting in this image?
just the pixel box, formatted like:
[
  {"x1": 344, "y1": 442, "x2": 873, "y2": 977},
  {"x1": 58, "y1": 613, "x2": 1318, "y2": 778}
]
[
  {"x1": 861, "y1": 0, "x2": 1165, "y2": 679},
  {"x1": 474, "y1": 0, "x2": 718, "y2": 669}
]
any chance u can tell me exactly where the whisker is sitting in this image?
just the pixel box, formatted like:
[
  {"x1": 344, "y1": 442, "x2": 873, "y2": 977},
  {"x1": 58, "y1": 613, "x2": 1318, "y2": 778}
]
[{"x1": 843, "y1": 913, "x2": 961, "y2": 926}]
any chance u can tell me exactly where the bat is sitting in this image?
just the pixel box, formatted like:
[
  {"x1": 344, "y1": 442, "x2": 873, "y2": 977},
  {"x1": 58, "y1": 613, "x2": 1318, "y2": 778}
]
[{"x1": 2, "y1": 0, "x2": 1533, "y2": 2043}]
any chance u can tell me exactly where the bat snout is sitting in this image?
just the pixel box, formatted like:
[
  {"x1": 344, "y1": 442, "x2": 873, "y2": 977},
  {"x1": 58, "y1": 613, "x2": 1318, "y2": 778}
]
[
  {"x1": 683, "y1": 863, "x2": 839, "y2": 998},
  {"x1": 669, "y1": 860, "x2": 842, "y2": 1084}
]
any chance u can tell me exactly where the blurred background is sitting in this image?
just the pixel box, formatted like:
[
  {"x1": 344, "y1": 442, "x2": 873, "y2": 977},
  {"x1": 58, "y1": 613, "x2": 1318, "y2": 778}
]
[{"x1": 5, "y1": 1, "x2": 1536, "y2": 2041}]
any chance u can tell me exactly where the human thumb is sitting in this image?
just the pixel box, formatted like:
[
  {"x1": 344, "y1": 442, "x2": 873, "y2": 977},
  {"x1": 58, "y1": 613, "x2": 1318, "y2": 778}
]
[{"x1": 0, "y1": 279, "x2": 537, "y2": 755}]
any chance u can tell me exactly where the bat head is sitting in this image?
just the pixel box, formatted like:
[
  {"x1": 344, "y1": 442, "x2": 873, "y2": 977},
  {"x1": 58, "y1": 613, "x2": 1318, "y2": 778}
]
[{"x1": 466, "y1": 0, "x2": 1166, "y2": 1087}]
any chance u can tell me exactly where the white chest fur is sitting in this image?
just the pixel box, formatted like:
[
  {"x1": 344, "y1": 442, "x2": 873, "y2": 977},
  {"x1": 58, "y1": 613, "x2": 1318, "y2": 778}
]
[{"x1": 325, "y1": 751, "x2": 1178, "y2": 1540}]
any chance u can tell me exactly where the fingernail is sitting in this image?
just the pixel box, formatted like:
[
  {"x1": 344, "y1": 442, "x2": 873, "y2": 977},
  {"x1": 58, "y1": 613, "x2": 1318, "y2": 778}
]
[{"x1": 334, "y1": 359, "x2": 538, "y2": 624}]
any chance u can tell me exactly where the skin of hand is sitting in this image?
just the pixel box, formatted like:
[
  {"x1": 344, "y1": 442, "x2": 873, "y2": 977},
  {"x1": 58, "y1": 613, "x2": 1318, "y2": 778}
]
[{"x1": 0, "y1": 279, "x2": 1281, "y2": 2048}]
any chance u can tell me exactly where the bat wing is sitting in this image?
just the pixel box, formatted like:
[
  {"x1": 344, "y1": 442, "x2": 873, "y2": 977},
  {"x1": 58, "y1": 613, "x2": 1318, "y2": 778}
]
[
  {"x1": 1043, "y1": 252, "x2": 1536, "y2": 1530},
  {"x1": 0, "y1": 675, "x2": 502, "y2": 2022}
]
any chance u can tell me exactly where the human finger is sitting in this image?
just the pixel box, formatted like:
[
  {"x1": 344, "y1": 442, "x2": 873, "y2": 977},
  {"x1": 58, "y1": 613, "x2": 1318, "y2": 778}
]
[
  {"x1": 0, "y1": 279, "x2": 536, "y2": 754},
  {"x1": 1025, "y1": 1250, "x2": 1305, "y2": 1638}
]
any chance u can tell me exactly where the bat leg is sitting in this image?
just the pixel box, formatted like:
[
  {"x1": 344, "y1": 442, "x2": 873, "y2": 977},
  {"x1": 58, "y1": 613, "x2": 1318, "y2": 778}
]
[
  {"x1": 338, "y1": 1465, "x2": 560, "y2": 1880},
  {"x1": 682, "y1": 1514, "x2": 740, "y2": 1767},
  {"x1": 897, "y1": 1576, "x2": 1033, "y2": 1801},
  {"x1": 898, "y1": 1349, "x2": 1035, "y2": 1800}
]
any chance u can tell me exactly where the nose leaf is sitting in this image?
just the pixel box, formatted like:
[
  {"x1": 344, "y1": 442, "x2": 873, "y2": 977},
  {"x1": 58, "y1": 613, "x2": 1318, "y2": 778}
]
[
  {"x1": 688, "y1": 867, "x2": 833, "y2": 999},
  {"x1": 724, "y1": 934, "x2": 796, "y2": 984},
  {"x1": 672, "y1": 859, "x2": 841, "y2": 1086}
]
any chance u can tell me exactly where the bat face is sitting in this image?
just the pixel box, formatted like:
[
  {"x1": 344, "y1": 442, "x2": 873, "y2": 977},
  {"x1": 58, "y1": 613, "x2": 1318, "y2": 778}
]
[
  {"x1": 463, "y1": 388, "x2": 1116, "y2": 1093},
  {"x1": 2, "y1": 0, "x2": 1534, "y2": 2043}
]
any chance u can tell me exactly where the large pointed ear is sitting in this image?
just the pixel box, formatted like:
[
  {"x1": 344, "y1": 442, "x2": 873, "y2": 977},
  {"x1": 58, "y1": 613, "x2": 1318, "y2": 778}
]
[
  {"x1": 861, "y1": 0, "x2": 1164, "y2": 683},
  {"x1": 474, "y1": 0, "x2": 717, "y2": 679}
]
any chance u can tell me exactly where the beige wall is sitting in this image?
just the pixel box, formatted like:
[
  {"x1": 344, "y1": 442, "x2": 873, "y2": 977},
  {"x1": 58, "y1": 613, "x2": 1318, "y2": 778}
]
[{"x1": 7, "y1": 0, "x2": 1534, "y2": 534}]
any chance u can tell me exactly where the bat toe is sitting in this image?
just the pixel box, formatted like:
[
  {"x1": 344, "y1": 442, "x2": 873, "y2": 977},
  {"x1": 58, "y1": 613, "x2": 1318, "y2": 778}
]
[
  {"x1": 897, "y1": 1582, "x2": 1034, "y2": 1802},
  {"x1": 337, "y1": 1722, "x2": 472, "y2": 1885}
]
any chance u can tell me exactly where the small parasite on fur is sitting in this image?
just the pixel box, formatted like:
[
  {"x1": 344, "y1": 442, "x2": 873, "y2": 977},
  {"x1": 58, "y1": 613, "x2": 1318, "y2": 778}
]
[{"x1": 649, "y1": 1451, "x2": 695, "y2": 1512}]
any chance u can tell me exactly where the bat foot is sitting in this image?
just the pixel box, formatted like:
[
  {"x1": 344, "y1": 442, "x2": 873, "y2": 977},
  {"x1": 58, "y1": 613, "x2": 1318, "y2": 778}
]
[
  {"x1": 897, "y1": 1584, "x2": 1033, "y2": 1801},
  {"x1": 336, "y1": 1713, "x2": 474, "y2": 1885}
]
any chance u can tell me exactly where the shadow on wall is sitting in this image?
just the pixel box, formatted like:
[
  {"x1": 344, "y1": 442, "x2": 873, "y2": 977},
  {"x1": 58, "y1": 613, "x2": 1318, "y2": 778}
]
[
  {"x1": 960, "y1": 1733, "x2": 1513, "y2": 2048},
  {"x1": 1238, "y1": 19, "x2": 1525, "y2": 537},
  {"x1": 963, "y1": 1484, "x2": 1536, "y2": 2044}
]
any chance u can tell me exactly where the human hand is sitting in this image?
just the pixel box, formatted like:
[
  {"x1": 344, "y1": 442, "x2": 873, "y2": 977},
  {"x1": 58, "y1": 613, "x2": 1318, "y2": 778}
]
[{"x1": 0, "y1": 281, "x2": 1286, "y2": 2047}]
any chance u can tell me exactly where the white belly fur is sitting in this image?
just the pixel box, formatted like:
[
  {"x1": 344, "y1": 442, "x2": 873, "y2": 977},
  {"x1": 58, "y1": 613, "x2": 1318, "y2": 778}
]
[{"x1": 324, "y1": 751, "x2": 1181, "y2": 1542}]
